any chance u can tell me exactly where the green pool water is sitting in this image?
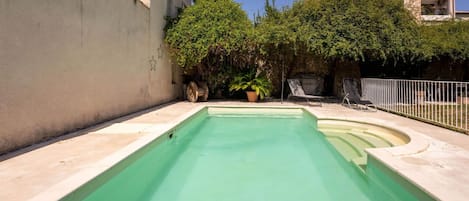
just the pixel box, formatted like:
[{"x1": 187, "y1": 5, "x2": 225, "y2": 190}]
[{"x1": 63, "y1": 108, "x2": 432, "y2": 201}]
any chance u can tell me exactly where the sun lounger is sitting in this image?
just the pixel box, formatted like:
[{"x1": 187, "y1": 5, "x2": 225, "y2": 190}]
[
  {"x1": 287, "y1": 79, "x2": 324, "y2": 106},
  {"x1": 342, "y1": 78, "x2": 377, "y2": 111}
]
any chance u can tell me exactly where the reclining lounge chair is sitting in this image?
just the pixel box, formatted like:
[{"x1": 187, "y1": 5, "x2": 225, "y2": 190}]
[
  {"x1": 287, "y1": 79, "x2": 324, "y2": 106},
  {"x1": 342, "y1": 78, "x2": 377, "y2": 111}
]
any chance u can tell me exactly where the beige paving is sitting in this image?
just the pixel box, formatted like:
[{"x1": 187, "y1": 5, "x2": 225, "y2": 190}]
[
  {"x1": 1, "y1": 101, "x2": 469, "y2": 201},
  {"x1": 307, "y1": 103, "x2": 469, "y2": 201},
  {"x1": 0, "y1": 134, "x2": 139, "y2": 201},
  {"x1": 0, "y1": 102, "x2": 197, "y2": 201}
]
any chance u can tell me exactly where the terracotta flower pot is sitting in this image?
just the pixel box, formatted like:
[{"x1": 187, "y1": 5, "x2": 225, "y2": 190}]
[{"x1": 246, "y1": 91, "x2": 258, "y2": 102}]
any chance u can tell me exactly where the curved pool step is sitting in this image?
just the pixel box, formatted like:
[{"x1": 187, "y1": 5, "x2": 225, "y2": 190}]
[
  {"x1": 320, "y1": 127, "x2": 405, "y2": 149},
  {"x1": 323, "y1": 131, "x2": 370, "y2": 173},
  {"x1": 363, "y1": 129, "x2": 407, "y2": 146},
  {"x1": 351, "y1": 157, "x2": 367, "y2": 174},
  {"x1": 321, "y1": 128, "x2": 392, "y2": 148},
  {"x1": 321, "y1": 130, "x2": 377, "y2": 160},
  {"x1": 326, "y1": 135, "x2": 363, "y2": 161},
  {"x1": 319, "y1": 127, "x2": 403, "y2": 173},
  {"x1": 346, "y1": 129, "x2": 393, "y2": 148},
  {"x1": 318, "y1": 119, "x2": 410, "y2": 175},
  {"x1": 318, "y1": 120, "x2": 409, "y2": 145}
]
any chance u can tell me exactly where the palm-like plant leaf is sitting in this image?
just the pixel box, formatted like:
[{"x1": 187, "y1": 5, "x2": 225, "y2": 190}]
[{"x1": 229, "y1": 72, "x2": 272, "y2": 100}]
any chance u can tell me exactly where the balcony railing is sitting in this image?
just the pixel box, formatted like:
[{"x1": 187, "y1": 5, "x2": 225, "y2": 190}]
[
  {"x1": 422, "y1": 14, "x2": 453, "y2": 21},
  {"x1": 361, "y1": 78, "x2": 469, "y2": 133}
]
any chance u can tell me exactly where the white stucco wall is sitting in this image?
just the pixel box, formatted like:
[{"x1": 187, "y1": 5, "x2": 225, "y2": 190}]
[
  {"x1": 0, "y1": 0, "x2": 183, "y2": 154},
  {"x1": 404, "y1": 0, "x2": 422, "y2": 20}
]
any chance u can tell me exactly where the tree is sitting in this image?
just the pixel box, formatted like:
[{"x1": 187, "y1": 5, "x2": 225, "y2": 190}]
[
  {"x1": 252, "y1": 0, "x2": 306, "y2": 96},
  {"x1": 165, "y1": 0, "x2": 252, "y2": 70},
  {"x1": 166, "y1": 0, "x2": 469, "y2": 98},
  {"x1": 420, "y1": 21, "x2": 469, "y2": 62},
  {"x1": 296, "y1": 0, "x2": 420, "y2": 63},
  {"x1": 165, "y1": 0, "x2": 253, "y2": 95}
]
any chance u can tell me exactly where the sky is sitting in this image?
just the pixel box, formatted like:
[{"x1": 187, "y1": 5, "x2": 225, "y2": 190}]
[
  {"x1": 234, "y1": 0, "x2": 469, "y2": 19},
  {"x1": 234, "y1": 0, "x2": 294, "y2": 19},
  {"x1": 456, "y1": 0, "x2": 469, "y2": 11}
]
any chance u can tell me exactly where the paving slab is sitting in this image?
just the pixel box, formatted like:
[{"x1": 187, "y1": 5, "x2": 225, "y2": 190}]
[{"x1": 1, "y1": 101, "x2": 469, "y2": 201}]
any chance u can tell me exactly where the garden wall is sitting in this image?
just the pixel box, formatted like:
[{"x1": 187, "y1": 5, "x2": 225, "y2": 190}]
[{"x1": 0, "y1": 0, "x2": 185, "y2": 154}]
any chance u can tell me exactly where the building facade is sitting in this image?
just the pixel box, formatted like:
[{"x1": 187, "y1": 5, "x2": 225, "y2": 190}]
[
  {"x1": 404, "y1": 0, "x2": 468, "y2": 21},
  {"x1": 0, "y1": 0, "x2": 191, "y2": 154}
]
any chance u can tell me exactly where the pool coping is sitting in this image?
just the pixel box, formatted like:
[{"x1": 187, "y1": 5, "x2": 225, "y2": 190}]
[
  {"x1": 30, "y1": 105, "x2": 204, "y2": 201},
  {"x1": 313, "y1": 117, "x2": 435, "y2": 199},
  {"x1": 30, "y1": 104, "x2": 455, "y2": 200},
  {"x1": 306, "y1": 106, "x2": 469, "y2": 201}
]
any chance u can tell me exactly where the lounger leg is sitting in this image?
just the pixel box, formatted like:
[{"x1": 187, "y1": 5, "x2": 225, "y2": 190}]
[
  {"x1": 366, "y1": 104, "x2": 378, "y2": 112},
  {"x1": 345, "y1": 98, "x2": 351, "y2": 108},
  {"x1": 342, "y1": 94, "x2": 351, "y2": 108}
]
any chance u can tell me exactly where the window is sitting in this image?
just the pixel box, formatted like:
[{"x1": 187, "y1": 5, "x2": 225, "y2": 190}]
[{"x1": 421, "y1": 0, "x2": 450, "y2": 15}]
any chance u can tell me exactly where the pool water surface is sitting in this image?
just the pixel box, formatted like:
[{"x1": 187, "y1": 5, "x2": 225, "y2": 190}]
[{"x1": 63, "y1": 108, "x2": 431, "y2": 201}]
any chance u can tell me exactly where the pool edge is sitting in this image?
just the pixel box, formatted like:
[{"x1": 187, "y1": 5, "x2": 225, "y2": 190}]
[
  {"x1": 32, "y1": 104, "x2": 436, "y2": 201},
  {"x1": 30, "y1": 105, "x2": 208, "y2": 201},
  {"x1": 303, "y1": 108, "x2": 438, "y2": 200}
]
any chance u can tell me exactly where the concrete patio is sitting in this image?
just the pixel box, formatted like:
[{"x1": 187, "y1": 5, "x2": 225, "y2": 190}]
[{"x1": 1, "y1": 101, "x2": 469, "y2": 201}]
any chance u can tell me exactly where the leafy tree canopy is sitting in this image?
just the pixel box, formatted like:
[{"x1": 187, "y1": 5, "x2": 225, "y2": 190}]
[
  {"x1": 165, "y1": 0, "x2": 252, "y2": 69},
  {"x1": 253, "y1": 0, "x2": 301, "y2": 55},
  {"x1": 420, "y1": 21, "x2": 469, "y2": 62},
  {"x1": 291, "y1": 0, "x2": 420, "y2": 62},
  {"x1": 166, "y1": 0, "x2": 469, "y2": 93}
]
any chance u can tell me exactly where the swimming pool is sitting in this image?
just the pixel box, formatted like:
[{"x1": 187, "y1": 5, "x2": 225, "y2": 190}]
[
  {"x1": 318, "y1": 119, "x2": 410, "y2": 173},
  {"x1": 62, "y1": 107, "x2": 434, "y2": 201}
]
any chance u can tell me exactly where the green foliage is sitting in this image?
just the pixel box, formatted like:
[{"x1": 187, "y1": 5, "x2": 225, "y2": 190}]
[
  {"x1": 165, "y1": 0, "x2": 469, "y2": 98},
  {"x1": 254, "y1": 0, "x2": 301, "y2": 55},
  {"x1": 164, "y1": 0, "x2": 252, "y2": 69},
  {"x1": 293, "y1": 0, "x2": 420, "y2": 62},
  {"x1": 164, "y1": 8, "x2": 184, "y2": 33},
  {"x1": 420, "y1": 21, "x2": 469, "y2": 62},
  {"x1": 250, "y1": 1, "x2": 306, "y2": 96},
  {"x1": 229, "y1": 71, "x2": 273, "y2": 100}
]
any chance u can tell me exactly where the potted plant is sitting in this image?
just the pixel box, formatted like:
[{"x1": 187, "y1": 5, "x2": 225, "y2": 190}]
[{"x1": 229, "y1": 72, "x2": 272, "y2": 102}]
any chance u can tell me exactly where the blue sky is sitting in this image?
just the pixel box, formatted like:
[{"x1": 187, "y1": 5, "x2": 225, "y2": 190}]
[
  {"x1": 234, "y1": 0, "x2": 293, "y2": 19},
  {"x1": 234, "y1": 0, "x2": 469, "y2": 18},
  {"x1": 456, "y1": 0, "x2": 469, "y2": 11}
]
